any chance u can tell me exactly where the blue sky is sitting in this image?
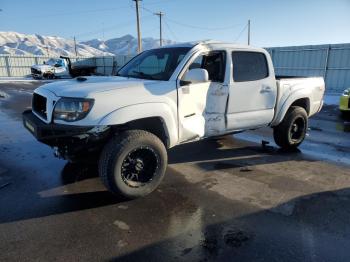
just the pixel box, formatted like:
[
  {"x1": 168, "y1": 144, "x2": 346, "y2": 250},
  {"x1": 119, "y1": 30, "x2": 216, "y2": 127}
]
[{"x1": 1, "y1": 0, "x2": 349, "y2": 47}]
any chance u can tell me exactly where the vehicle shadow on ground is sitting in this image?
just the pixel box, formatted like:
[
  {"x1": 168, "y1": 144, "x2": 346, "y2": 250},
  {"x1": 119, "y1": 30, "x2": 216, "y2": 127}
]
[
  {"x1": 0, "y1": 162, "x2": 127, "y2": 224},
  {"x1": 110, "y1": 187, "x2": 350, "y2": 262},
  {"x1": 0, "y1": 135, "x2": 314, "y2": 224},
  {"x1": 168, "y1": 135, "x2": 310, "y2": 168}
]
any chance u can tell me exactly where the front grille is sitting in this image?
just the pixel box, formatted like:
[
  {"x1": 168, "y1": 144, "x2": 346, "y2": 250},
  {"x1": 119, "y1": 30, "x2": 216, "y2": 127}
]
[
  {"x1": 32, "y1": 93, "x2": 47, "y2": 120},
  {"x1": 31, "y1": 68, "x2": 41, "y2": 74},
  {"x1": 348, "y1": 97, "x2": 350, "y2": 109}
]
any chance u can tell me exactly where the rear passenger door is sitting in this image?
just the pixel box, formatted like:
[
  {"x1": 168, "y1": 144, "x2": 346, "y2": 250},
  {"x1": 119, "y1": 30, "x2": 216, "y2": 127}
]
[{"x1": 226, "y1": 51, "x2": 277, "y2": 130}]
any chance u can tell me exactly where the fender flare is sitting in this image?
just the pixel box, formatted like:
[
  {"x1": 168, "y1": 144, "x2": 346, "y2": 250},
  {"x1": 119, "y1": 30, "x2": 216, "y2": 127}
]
[
  {"x1": 98, "y1": 103, "x2": 178, "y2": 147},
  {"x1": 271, "y1": 91, "x2": 311, "y2": 126}
]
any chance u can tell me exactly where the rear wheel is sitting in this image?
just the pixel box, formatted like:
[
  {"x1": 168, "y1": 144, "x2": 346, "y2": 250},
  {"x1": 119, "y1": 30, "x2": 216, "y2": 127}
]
[
  {"x1": 273, "y1": 106, "x2": 308, "y2": 149},
  {"x1": 99, "y1": 130, "x2": 167, "y2": 199}
]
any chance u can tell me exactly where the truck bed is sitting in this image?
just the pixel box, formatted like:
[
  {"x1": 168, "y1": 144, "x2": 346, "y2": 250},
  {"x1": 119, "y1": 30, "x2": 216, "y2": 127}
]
[
  {"x1": 273, "y1": 76, "x2": 325, "y2": 125},
  {"x1": 275, "y1": 75, "x2": 317, "y2": 80}
]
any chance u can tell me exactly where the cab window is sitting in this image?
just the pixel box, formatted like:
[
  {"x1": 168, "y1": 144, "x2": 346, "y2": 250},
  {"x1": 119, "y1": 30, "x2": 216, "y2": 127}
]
[{"x1": 232, "y1": 51, "x2": 268, "y2": 82}]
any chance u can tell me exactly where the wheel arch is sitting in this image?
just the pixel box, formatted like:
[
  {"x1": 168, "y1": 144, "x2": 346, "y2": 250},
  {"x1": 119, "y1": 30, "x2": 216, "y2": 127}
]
[
  {"x1": 272, "y1": 95, "x2": 310, "y2": 126},
  {"x1": 98, "y1": 103, "x2": 178, "y2": 148}
]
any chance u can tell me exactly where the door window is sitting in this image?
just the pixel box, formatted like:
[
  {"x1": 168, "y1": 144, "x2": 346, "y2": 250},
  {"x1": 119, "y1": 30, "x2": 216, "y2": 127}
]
[
  {"x1": 188, "y1": 51, "x2": 226, "y2": 82},
  {"x1": 232, "y1": 52, "x2": 268, "y2": 82}
]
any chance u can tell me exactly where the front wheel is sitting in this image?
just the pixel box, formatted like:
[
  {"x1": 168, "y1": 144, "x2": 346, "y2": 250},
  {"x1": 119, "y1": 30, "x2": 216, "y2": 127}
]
[
  {"x1": 273, "y1": 106, "x2": 308, "y2": 149},
  {"x1": 99, "y1": 130, "x2": 167, "y2": 199}
]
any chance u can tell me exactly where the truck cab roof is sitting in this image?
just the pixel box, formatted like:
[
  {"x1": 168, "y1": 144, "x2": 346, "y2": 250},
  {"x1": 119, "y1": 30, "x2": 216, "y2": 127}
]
[{"x1": 161, "y1": 40, "x2": 264, "y2": 52}]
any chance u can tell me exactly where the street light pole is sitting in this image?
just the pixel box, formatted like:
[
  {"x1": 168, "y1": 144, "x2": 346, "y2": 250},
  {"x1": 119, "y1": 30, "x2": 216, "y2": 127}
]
[
  {"x1": 133, "y1": 0, "x2": 142, "y2": 53},
  {"x1": 73, "y1": 36, "x2": 78, "y2": 56},
  {"x1": 248, "y1": 19, "x2": 251, "y2": 45}
]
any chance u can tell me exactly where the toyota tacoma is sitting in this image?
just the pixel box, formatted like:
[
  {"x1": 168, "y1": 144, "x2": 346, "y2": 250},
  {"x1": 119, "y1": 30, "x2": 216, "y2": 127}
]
[{"x1": 23, "y1": 41, "x2": 325, "y2": 199}]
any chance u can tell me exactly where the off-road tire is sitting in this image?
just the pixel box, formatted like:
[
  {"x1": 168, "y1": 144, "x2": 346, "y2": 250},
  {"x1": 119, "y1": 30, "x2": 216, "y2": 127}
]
[
  {"x1": 99, "y1": 130, "x2": 167, "y2": 199},
  {"x1": 273, "y1": 106, "x2": 308, "y2": 149}
]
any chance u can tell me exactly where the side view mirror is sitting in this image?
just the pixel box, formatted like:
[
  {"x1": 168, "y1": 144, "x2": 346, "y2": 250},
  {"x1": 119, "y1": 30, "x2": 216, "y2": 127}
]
[{"x1": 181, "y1": 68, "x2": 209, "y2": 86}]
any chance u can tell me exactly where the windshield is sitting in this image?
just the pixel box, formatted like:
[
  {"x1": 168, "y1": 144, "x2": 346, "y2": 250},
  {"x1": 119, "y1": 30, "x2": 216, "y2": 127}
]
[
  {"x1": 45, "y1": 58, "x2": 63, "y2": 66},
  {"x1": 117, "y1": 47, "x2": 191, "y2": 81},
  {"x1": 46, "y1": 58, "x2": 59, "y2": 65}
]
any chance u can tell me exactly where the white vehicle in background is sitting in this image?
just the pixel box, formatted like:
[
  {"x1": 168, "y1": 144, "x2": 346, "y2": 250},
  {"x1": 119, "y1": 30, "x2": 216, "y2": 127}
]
[
  {"x1": 31, "y1": 58, "x2": 70, "y2": 79},
  {"x1": 23, "y1": 41, "x2": 325, "y2": 199},
  {"x1": 31, "y1": 56, "x2": 96, "y2": 79}
]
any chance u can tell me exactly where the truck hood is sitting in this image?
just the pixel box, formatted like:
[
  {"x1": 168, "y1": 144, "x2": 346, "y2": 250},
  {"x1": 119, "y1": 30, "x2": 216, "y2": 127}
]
[
  {"x1": 32, "y1": 64, "x2": 54, "y2": 72},
  {"x1": 38, "y1": 76, "x2": 159, "y2": 97}
]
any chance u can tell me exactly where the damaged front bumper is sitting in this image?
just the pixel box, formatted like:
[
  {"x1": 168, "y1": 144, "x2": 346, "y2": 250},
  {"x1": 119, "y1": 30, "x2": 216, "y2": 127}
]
[
  {"x1": 31, "y1": 68, "x2": 42, "y2": 79},
  {"x1": 22, "y1": 110, "x2": 110, "y2": 159}
]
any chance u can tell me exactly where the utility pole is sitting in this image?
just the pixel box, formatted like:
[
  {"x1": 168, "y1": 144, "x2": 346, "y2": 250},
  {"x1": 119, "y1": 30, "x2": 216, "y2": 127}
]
[
  {"x1": 127, "y1": 40, "x2": 131, "y2": 56},
  {"x1": 154, "y1": 11, "x2": 164, "y2": 46},
  {"x1": 73, "y1": 36, "x2": 78, "y2": 56},
  {"x1": 133, "y1": 0, "x2": 142, "y2": 53},
  {"x1": 248, "y1": 19, "x2": 251, "y2": 45}
]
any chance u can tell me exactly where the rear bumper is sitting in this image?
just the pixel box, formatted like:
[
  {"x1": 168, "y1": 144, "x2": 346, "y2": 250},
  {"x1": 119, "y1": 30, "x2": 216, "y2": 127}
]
[
  {"x1": 22, "y1": 110, "x2": 94, "y2": 141},
  {"x1": 339, "y1": 96, "x2": 350, "y2": 111}
]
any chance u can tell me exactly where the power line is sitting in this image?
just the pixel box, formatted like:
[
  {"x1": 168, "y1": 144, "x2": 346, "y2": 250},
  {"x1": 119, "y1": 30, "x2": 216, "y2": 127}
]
[
  {"x1": 4, "y1": 5, "x2": 133, "y2": 19},
  {"x1": 234, "y1": 23, "x2": 248, "y2": 43},
  {"x1": 143, "y1": 5, "x2": 242, "y2": 31},
  {"x1": 75, "y1": 14, "x2": 153, "y2": 39},
  {"x1": 165, "y1": 17, "x2": 243, "y2": 31},
  {"x1": 140, "y1": 5, "x2": 155, "y2": 15},
  {"x1": 164, "y1": 19, "x2": 178, "y2": 41},
  {"x1": 145, "y1": 0, "x2": 175, "y2": 6}
]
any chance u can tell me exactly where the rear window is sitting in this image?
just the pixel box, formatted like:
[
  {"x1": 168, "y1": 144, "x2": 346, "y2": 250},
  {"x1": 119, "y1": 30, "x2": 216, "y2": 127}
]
[{"x1": 232, "y1": 51, "x2": 268, "y2": 82}]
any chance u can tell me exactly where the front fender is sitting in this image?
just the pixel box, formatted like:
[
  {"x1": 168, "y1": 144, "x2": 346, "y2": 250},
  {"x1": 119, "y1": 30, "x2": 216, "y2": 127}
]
[{"x1": 99, "y1": 103, "x2": 178, "y2": 147}]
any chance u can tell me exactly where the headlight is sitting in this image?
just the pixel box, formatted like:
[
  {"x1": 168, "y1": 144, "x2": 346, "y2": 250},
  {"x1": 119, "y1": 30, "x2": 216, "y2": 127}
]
[
  {"x1": 343, "y1": 89, "x2": 350, "y2": 96},
  {"x1": 53, "y1": 98, "x2": 94, "y2": 122}
]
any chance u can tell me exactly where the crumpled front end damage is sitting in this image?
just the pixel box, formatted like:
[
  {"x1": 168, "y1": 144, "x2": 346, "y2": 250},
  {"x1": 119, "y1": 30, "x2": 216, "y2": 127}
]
[{"x1": 23, "y1": 110, "x2": 111, "y2": 161}]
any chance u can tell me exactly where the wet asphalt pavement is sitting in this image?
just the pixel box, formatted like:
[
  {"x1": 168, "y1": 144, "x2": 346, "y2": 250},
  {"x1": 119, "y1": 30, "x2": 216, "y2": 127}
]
[{"x1": 1, "y1": 81, "x2": 350, "y2": 261}]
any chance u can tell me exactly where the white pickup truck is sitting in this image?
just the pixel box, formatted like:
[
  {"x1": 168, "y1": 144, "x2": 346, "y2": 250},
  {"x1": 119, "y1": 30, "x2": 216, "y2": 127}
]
[
  {"x1": 31, "y1": 57, "x2": 96, "y2": 79},
  {"x1": 23, "y1": 41, "x2": 325, "y2": 199}
]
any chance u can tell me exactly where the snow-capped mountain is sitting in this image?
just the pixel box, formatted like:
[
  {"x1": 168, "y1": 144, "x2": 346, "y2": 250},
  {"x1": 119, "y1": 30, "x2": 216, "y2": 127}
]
[
  {"x1": 81, "y1": 34, "x2": 173, "y2": 55},
  {"x1": 0, "y1": 31, "x2": 113, "y2": 56},
  {"x1": 0, "y1": 31, "x2": 174, "y2": 57}
]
